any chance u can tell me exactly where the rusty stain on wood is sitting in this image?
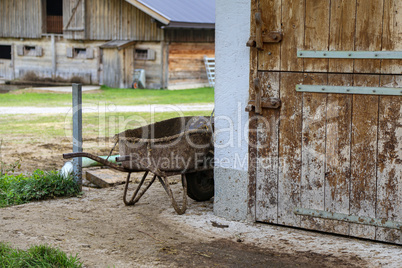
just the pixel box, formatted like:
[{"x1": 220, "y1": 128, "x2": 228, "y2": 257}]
[
  {"x1": 381, "y1": 0, "x2": 402, "y2": 74},
  {"x1": 255, "y1": 72, "x2": 280, "y2": 223},
  {"x1": 304, "y1": 1, "x2": 330, "y2": 73},
  {"x1": 257, "y1": 0, "x2": 281, "y2": 70},
  {"x1": 300, "y1": 73, "x2": 328, "y2": 231},
  {"x1": 277, "y1": 72, "x2": 303, "y2": 227},
  {"x1": 349, "y1": 75, "x2": 379, "y2": 240},
  {"x1": 376, "y1": 75, "x2": 402, "y2": 244},
  {"x1": 280, "y1": 0, "x2": 305, "y2": 72},
  {"x1": 354, "y1": 0, "x2": 383, "y2": 74},
  {"x1": 324, "y1": 74, "x2": 353, "y2": 235},
  {"x1": 329, "y1": 0, "x2": 356, "y2": 73}
]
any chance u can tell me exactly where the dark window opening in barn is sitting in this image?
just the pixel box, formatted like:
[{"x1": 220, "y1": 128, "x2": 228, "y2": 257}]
[
  {"x1": 0, "y1": 45, "x2": 12, "y2": 60},
  {"x1": 46, "y1": 0, "x2": 63, "y2": 34},
  {"x1": 135, "y1": 49, "x2": 148, "y2": 60},
  {"x1": 74, "y1": 48, "x2": 87, "y2": 59},
  {"x1": 24, "y1": 46, "x2": 37, "y2": 56}
]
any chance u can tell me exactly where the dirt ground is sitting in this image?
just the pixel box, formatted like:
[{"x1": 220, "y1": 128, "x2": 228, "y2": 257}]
[{"x1": 1, "y1": 137, "x2": 401, "y2": 267}]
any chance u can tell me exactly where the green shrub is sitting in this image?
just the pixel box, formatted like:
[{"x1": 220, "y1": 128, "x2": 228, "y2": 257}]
[
  {"x1": 0, "y1": 242, "x2": 82, "y2": 268},
  {"x1": 0, "y1": 170, "x2": 81, "y2": 208}
]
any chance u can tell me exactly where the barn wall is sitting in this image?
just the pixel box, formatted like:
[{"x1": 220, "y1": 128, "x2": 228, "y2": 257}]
[
  {"x1": 134, "y1": 42, "x2": 163, "y2": 89},
  {"x1": 0, "y1": 37, "x2": 102, "y2": 84},
  {"x1": 102, "y1": 42, "x2": 163, "y2": 89},
  {"x1": 0, "y1": 0, "x2": 163, "y2": 41},
  {"x1": 167, "y1": 42, "x2": 214, "y2": 90},
  {"x1": 84, "y1": 0, "x2": 163, "y2": 41},
  {"x1": 214, "y1": 0, "x2": 250, "y2": 221},
  {"x1": 164, "y1": 29, "x2": 215, "y2": 43},
  {"x1": 0, "y1": 0, "x2": 42, "y2": 39}
]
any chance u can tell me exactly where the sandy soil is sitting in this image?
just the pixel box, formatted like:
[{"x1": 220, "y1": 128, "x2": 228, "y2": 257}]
[{"x1": 1, "y1": 137, "x2": 401, "y2": 267}]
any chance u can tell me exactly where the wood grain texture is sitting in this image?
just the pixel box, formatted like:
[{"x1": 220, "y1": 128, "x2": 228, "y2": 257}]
[
  {"x1": 277, "y1": 72, "x2": 303, "y2": 226},
  {"x1": 0, "y1": 0, "x2": 42, "y2": 38},
  {"x1": 304, "y1": 0, "x2": 330, "y2": 72},
  {"x1": 381, "y1": 0, "x2": 402, "y2": 74},
  {"x1": 85, "y1": 0, "x2": 163, "y2": 41},
  {"x1": 258, "y1": 0, "x2": 281, "y2": 71},
  {"x1": 280, "y1": 0, "x2": 305, "y2": 72},
  {"x1": 349, "y1": 74, "x2": 379, "y2": 240},
  {"x1": 255, "y1": 71, "x2": 280, "y2": 223},
  {"x1": 376, "y1": 75, "x2": 402, "y2": 244},
  {"x1": 248, "y1": 0, "x2": 259, "y2": 221},
  {"x1": 328, "y1": 0, "x2": 356, "y2": 73},
  {"x1": 324, "y1": 74, "x2": 353, "y2": 235},
  {"x1": 354, "y1": 0, "x2": 383, "y2": 73},
  {"x1": 300, "y1": 73, "x2": 327, "y2": 231},
  {"x1": 168, "y1": 43, "x2": 214, "y2": 88}
]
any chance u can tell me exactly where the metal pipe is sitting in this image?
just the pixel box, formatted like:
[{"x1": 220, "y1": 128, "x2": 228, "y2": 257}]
[
  {"x1": 72, "y1": 84, "x2": 82, "y2": 187},
  {"x1": 294, "y1": 207, "x2": 402, "y2": 231}
]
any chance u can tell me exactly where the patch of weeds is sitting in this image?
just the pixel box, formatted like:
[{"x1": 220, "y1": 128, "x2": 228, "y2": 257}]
[
  {"x1": 0, "y1": 139, "x2": 22, "y2": 177},
  {"x1": 0, "y1": 169, "x2": 81, "y2": 208},
  {"x1": 0, "y1": 242, "x2": 83, "y2": 268}
]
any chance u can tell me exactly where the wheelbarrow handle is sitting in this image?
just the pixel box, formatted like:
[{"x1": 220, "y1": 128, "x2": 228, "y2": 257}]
[{"x1": 63, "y1": 152, "x2": 128, "y2": 172}]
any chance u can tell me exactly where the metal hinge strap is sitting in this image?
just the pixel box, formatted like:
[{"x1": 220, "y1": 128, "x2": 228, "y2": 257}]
[
  {"x1": 294, "y1": 207, "x2": 402, "y2": 230},
  {"x1": 296, "y1": 84, "x2": 402, "y2": 96},
  {"x1": 245, "y1": 97, "x2": 281, "y2": 113},
  {"x1": 247, "y1": 32, "x2": 283, "y2": 47},
  {"x1": 297, "y1": 50, "x2": 402, "y2": 59}
]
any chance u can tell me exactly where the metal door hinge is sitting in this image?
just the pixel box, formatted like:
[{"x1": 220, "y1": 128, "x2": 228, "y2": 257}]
[
  {"x1": 247, "y1": 32, "x2": 283, "y2": 48},
  {"x1": 247, "y1": 77, "x2": 281, "y2": 114},
  {"x1": 247, "y1": 11, "x2": 282, "y2": 49},
  {"x1": 297, "y1": 50, "x2": 402, "y2": 59},
  {"x1": 245, "y1": 98, "x2": 281, "y2": 113},
  {"x1": 296, "y1": 84, "x2": 402, "y2": 96}
]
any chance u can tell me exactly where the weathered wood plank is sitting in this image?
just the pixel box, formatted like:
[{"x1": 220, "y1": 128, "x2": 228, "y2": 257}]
[
  {"x1": 328, "y1": 0, "x2": 356, "y2": 73},
  {"x1": 324, "y1": 74, "x2": 353, "y2": 235},
  {"x1": 255, "y1": 71, "x2": 280, "y2": 223},
  {"x1": 376, "y1": 75, "x2": 402, "y2": 244},
  {"x1": 85, "y1": 0, "x2": 162, "y2": 41},
  {"x1": 300, "y1": 73, "x2": 327, "y2": 231},
  {"x1": 86, "y1": 168, "x2": 128, "y2": 188},
  {"x1": 168, "y1": 43, "x2": 214, "y2": 87},
  {"x1": 304, "y1": 0, "x2": 330, "y2": 72},
  {"x1": 258, "y1": 0, "x2": 281, "y2": 71},
  {"x1": 0, "y1": 0, "x2": 42, "y2": 38},
  {"x1": 280, "y1": 0, "x2": 304, "y2": 72},
  {"x1": 354, "y1": 0, "x2": 383, "y2": 73},
  {"x1": 278, "y1": 72, "x2": 303, "y2": 226},
  {"x1": 381, "y1": 0, "x2": 402, "y2": 74},
  {"x1": 349, "y1": 74, "x2": 379, "y2": 240},
  {"x1": 248, "y1": 0, "x2": 259, "y2": 218}
]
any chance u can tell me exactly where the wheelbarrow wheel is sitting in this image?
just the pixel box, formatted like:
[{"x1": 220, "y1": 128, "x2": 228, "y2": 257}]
[{"x1": 185, "y1": 170, "x2": 214, "y2": 201}]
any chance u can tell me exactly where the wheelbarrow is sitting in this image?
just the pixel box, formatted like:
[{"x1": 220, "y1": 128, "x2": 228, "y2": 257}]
[{"x1": 63, "y1": 116, "x2": 214, "y2": 215}]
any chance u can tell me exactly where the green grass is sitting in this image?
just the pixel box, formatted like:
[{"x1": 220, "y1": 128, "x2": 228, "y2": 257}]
[
  {"x1": 0, "y1": 86, "x2": 214, "y2": 107},
  {"x1": 0, "y1": 111, "x2": 211, "y2": 139},
  {"x1": 0, "y1": 243, "x2": 82, "y2": 268},
  {"x1": 0, "y1": 170, "x2": 81, "y2": 208}
]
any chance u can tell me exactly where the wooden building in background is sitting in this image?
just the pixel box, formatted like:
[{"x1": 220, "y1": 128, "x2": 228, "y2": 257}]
[{"x1": 0, "y1": 0, "x2": 215, "y2": 89}]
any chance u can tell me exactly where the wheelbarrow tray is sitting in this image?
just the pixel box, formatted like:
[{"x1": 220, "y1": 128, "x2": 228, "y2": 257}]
[{"x1": 115, "y1": 116, "x2": 213, "y2": 176}]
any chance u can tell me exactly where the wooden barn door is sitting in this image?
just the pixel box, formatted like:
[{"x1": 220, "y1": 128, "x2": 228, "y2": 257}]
[
  {"x1": 248, "y1": 0, "x2": 402, "y2": 244},
  {"x1": 63, "y1": 0, "x2": 85, "y2": 39},
  {"x1": 0, "y1": 45, "x2": 13, "y2": 80}
]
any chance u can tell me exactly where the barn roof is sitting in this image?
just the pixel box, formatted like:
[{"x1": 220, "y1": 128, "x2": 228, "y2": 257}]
[{"x1": 125, "y1": 0, "x2": 215, "y2": 28}]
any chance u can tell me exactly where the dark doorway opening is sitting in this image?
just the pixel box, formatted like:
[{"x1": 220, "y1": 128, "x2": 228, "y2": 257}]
[
  {"x1": 46, "y1": 0, "x2": 63, "y2": 34},
  {"x1": 0, "y1": 45, "x2": 12, "y2": 60}
]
